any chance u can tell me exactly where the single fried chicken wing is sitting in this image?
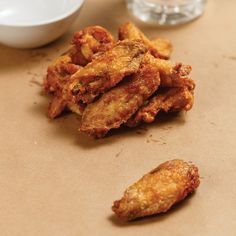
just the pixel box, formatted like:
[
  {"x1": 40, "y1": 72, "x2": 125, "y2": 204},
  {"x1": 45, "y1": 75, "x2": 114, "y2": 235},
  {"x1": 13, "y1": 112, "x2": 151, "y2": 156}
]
[
  {"x1": 112, "y1": 159, "x2": 200, "y2": 221},
  {"x1": 119, "y1": 22, "x2": 172, "y2": 59},
  {"x1": 80, "y1": 53, "x2": 160, "y2": 138},
  {"x1": 127, "y1": 87, "x2": 194, "y2": 126},
  {"x1": 70, "y1": 40, "x2": 148, "y2": 104}
]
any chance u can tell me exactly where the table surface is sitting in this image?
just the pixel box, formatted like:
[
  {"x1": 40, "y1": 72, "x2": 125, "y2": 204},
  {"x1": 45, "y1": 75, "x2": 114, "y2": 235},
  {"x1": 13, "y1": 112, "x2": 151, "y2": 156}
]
[{"x1": 0, "y1": 0, "x2": 236, "y2": 235}]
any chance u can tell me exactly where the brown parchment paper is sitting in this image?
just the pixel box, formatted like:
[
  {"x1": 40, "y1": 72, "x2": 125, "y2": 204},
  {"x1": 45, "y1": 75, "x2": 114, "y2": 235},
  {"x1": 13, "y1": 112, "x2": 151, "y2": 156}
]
[{"x1": 0, "y1": 0, "x2": 236, "y2": 235}]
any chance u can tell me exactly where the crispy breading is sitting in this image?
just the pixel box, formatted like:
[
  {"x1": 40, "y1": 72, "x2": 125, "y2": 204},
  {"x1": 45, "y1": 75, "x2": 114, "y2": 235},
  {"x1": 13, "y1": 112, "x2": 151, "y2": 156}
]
[
  {"x1": 47, "y1": 78, "x2": 85, "y2": 119},
  {"x1": 47, "y1": 95, "x2": 67, "y2": 119},
  {"x1": 45, "y1": 25, "x2": 114, "y2": 92},
  {"x1": 45, "y1": 26, "x2": 115, "y2": 118},
  {"x1": 71, "y1": 26, "x2": 115, "y2": 66},
  {"x1": 80, "y1": 53, "x2": 160, "y2": 138},
  {"x1": 45, "y1": 52, "x2": 84, "y2": 118},
  {"x1": 44, "y1": 23, "x2": 196, "y2": 136},
  {"x1": 127, "y1": 87, "x2": 194, "y2": 126},
  {"x1": 119, "y1": 22, "x2": 172, "y2": 59},
  {"x1": 160, "y1": 63, "x2": 194, "y2": 89},
  {"x1": 126, "y1": 57, "x2": 195, "y2": 126},
  {"x1": 44, "y1": 51, "x2": 80, "y2": 93},
  {"x1": 151, "y1": 38, "x2": 173, "y2": 60},
  {"x1": 70, "y1": 40, "x2": 148, "y2": 104},
  {"x1": 112, "y1": 159, "x2": 200, "y2": 221},
  {"x1": 45, "y1": 53, "x2": 84, "y2": 118},
  {"x1": 146, "y1": 57, "x2": 194, "y2": 89}
]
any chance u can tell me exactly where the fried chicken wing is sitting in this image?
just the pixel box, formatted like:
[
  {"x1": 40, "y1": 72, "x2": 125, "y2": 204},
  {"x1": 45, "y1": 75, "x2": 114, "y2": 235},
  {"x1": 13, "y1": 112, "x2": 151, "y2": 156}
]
[
  {"x1": 80, "y1": 53, "x2": 160, "y2": 138},
  {"x1": 126, "y1": 56, "x2": 195, "y2": 126},
  {"x1": 44, "y1": 50, "x2": 80, "y2": 93},
  {"x1": 47, "y1": 95, "x2": 67, "y2": 119},
  {"x1": 47, "y1": 77, "x2": 86, "y2": 119},
  {"x1": 45, "y1": 52, "x2": 83, "y2": 118},
  {"x1": 45, "y1": 53, "x2": 84, "y2": 118},
  {"x1": 43, "y1": 22, "x2": 196, "y2": 136},
  {"x1": 45, "y1": 26, "x2": 114, "y2": 92},
  {"x1": 147, "y1": 57, "x2": 194, "y2": 89},
  {"x1": 45, "y1": 26, "x2": 115, "y2": 118},
  {"x1": 119, "y1": 22, "x2": 172, "y2": 59},
  {"x1": 112, "y1": 159, "x2": 200, "y2": 221},
  {"x1": 70, "y1": 40, "x2": 148, "y2": 104},
  {"x1": 127, "y1": 87, "x2": 194, "y2": 127},
  {"x1": 71, "y1": 26, "x2": 115, "y2": 66}
]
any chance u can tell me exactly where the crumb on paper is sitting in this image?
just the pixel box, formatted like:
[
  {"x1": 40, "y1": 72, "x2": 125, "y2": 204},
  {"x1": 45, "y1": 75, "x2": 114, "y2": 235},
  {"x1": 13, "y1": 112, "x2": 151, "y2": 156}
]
[
  {"x1": 223, "y1": 55, "x2": 236, "y2": 61},
  {"x1": 115, "y1": 149, "x2": 123, "y2": 158},
  {"x1": 29, "y1": 78, "x2": 42, "y2": 87},
  {"x1": 135, "y1": 131, "x2": 143, "y2": 135}
]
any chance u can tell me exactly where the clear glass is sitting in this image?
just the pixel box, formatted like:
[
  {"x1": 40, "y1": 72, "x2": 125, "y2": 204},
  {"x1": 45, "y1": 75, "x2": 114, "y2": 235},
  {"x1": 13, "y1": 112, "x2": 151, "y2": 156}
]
[{"x1": 126, "y1": 0, "x2": 207, "y2": 26}]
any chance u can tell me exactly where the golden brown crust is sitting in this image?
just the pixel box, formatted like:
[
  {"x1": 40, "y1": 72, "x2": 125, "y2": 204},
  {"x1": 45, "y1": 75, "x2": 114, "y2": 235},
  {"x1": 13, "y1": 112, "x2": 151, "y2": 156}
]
[
  {"x1": 80, "y1": 53, "x2": 160, "y2": 138},
  {"x1": 44, "y1": 22, "x2": 196, "y2": 137},
  {"x1": 146, "y1": 57, "x2": 194, "y2": 89},
  {"x1": 151, "y1": 38, "x2": 173, "y2": 59},
  {"x1": 125, "y1": 57, "x2": 195, "y2": 127},
  {"x1": 145, "y1": 57, "x2": 194, "y2": 91},
  {"x1": 127, "y1": 87, "x2": 194, "y2": 126},
  {"x1": 69, "y1": 40, "x2": 148, "y2": 104},
  {"x1": 47, "y1": 89, "x2": 85, "y2": 119},
  {"x1": 112, "y1": 159, "x2": 200, "y2": 221},
  {"x1": 44, "y1": 52, "x2": 83, "y2": 118},
  {"x1": 44, "y1": 51, "x2": 80, "y2": 93},
  {"x1": 119, "y1": 22, "x2": 172, "y2": 59},
  {"x1": 44, "y1": 26, "x2": 115, "y2": 118},
  {"x1": 71, "y1": 26, "x2": 115, "y2": 66},
  {"x1": 46, "y1": 24, "x2": 115, "y2": 92}
]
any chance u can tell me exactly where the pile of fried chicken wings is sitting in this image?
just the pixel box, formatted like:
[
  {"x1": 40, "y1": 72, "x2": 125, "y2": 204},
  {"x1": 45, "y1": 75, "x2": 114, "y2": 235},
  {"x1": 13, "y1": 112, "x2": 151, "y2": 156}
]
[{"x1": 44, "y1": 22, "x2": 195, "y2": 138}]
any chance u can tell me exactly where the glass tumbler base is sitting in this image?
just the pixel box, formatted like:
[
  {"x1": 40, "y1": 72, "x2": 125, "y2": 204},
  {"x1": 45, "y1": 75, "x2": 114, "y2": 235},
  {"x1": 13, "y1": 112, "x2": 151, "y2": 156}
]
[{"x1": 126, "y1": 0, "x2": 207, "y2": 26}]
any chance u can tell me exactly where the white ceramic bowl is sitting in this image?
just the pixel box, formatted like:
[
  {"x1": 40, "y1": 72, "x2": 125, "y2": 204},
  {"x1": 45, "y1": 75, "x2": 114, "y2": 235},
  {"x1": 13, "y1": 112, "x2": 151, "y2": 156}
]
[{"x1": 0, "y1": 0, "x2": 84, "y2": 48}]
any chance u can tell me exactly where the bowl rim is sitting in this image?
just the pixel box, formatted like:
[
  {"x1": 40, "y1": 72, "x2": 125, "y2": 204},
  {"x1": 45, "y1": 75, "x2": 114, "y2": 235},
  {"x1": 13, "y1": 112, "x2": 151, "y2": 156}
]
[{"x1": 0, "y1": 0, "x2": 84, "y2": 27}]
